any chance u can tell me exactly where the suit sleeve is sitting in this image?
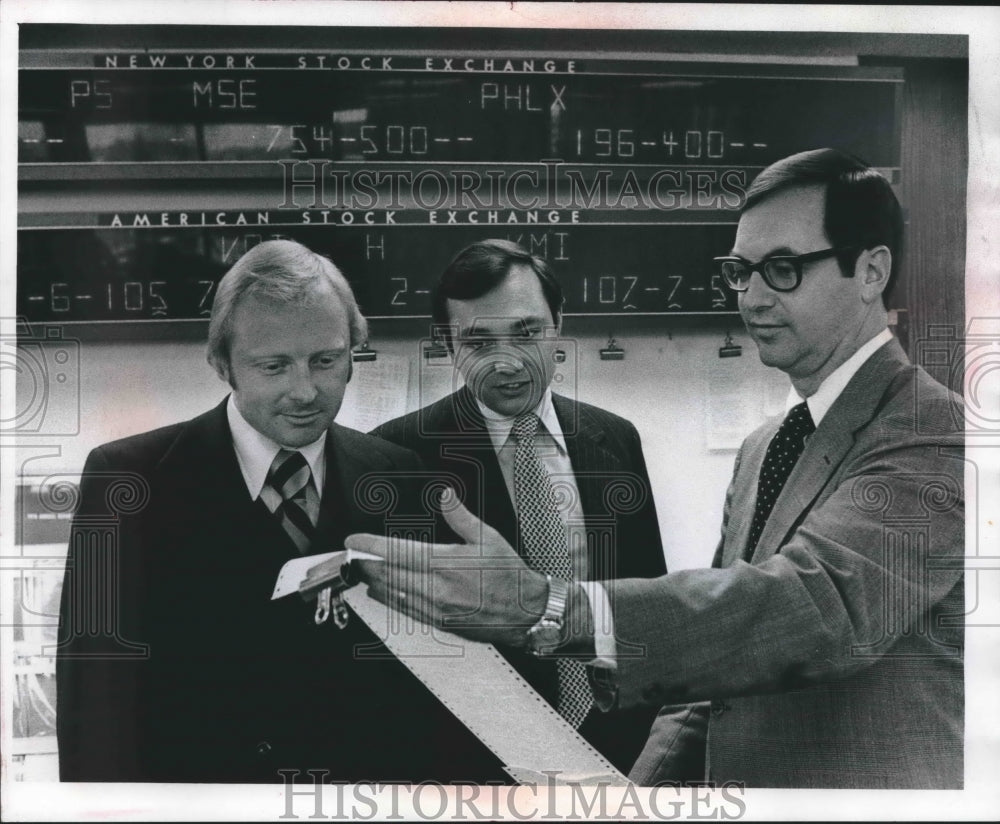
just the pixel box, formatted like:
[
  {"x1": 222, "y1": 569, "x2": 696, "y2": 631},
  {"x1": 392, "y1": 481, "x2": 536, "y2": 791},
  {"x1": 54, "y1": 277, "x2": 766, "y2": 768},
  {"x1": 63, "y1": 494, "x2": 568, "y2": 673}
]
[
  {"x1": 56, "y1": 447, "x2": 147, "y2": 781},
  {"x1": 623, "y1": 448, "x2": 745, "y2": 783},
  {"x1": 605, "y1": 411, "x2": 964, "y2": 709},
  {"x1": 627, "y1": 701, "x2": 710, "y2": 785}
]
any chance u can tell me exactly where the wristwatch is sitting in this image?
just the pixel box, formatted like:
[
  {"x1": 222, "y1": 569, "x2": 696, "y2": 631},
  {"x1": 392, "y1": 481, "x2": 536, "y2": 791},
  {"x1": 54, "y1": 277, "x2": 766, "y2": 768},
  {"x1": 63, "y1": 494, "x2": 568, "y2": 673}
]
[{"x1": 526, "y1": 575, "x2": 570, "y2": 657}]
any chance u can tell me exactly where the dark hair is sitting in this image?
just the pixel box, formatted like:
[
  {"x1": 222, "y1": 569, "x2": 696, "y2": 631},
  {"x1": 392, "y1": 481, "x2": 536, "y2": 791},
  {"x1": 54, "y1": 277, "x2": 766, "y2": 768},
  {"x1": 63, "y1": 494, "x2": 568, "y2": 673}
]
[
  {"x1": 431, "y1": 239, "x2": 564, "y2": 350},
  {"x1": 744, "y1": 148, "x2": 904, "y2": 307}
]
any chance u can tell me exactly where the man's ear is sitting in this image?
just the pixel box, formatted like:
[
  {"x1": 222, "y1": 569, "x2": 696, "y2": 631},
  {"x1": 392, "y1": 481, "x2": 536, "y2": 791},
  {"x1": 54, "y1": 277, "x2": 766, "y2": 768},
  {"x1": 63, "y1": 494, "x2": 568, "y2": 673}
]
[
  {"x1": 212, "y1": 356, "x2": 234, "y2": 389},
  {"x1": 857, "y1": 245, "x2": 892, "y2": 304}
]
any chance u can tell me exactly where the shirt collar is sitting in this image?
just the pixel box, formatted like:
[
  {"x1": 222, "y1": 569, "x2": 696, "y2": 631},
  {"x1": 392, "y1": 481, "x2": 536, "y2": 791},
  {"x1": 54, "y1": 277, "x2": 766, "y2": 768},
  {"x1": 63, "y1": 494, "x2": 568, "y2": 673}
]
[
  {"x1": 785, "y1": 328, "x2": 894, "y2": 425},
  {"x1": 476, "y1": 388, "x2": 568, "y2": 455},
  {"x1": 226, "y1": 395, "x2": 326, "y2": 500}
]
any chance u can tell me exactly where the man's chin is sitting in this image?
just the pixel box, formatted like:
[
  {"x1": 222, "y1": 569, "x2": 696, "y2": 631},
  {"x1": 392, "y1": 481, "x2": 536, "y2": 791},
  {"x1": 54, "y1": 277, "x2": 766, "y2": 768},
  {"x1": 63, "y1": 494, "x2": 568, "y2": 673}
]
[{"x1": 753, "y1": 343, "x2": 792, "y2": 371}]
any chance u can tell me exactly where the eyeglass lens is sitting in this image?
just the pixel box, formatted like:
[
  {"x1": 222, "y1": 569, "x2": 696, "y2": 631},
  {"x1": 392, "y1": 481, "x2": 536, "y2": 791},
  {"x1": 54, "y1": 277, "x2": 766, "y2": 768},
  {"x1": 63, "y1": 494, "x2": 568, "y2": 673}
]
[{"x1": 720, "y1": 259, "x2": 798, "y2": 291}]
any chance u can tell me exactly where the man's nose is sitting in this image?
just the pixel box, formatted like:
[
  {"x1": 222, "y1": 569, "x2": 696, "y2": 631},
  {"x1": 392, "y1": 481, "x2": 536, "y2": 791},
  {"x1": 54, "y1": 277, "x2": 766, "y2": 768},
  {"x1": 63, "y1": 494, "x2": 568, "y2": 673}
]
[
  {"x1": 490, "y1": 351, "x2": 527, "y2": 374},
  {"x1": 739, "y1": 270, "x2": 777, "y2": 313},
  {"x1": 286, "y1": 364, "x2": 319, "y2": 402}
]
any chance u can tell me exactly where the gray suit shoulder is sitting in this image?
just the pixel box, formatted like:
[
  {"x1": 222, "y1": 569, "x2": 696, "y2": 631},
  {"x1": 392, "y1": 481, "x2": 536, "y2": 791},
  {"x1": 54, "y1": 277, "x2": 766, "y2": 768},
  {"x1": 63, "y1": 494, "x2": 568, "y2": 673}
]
[
  {"x1": 742, "y1": 350, "x2": 963, "y2": 451},
  {"x1": 858, "y1": 355, "x2": 963, "y2": 444},
  {"x1": 895, "y1": 362, "x2": 964, "y2": 435}
]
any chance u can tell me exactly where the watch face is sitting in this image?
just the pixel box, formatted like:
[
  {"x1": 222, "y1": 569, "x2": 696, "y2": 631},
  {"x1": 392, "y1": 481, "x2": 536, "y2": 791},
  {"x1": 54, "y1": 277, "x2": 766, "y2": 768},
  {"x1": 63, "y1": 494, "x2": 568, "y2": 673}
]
[{"x1": 528, "y1": 623, "x2": 563, "y2": 656}]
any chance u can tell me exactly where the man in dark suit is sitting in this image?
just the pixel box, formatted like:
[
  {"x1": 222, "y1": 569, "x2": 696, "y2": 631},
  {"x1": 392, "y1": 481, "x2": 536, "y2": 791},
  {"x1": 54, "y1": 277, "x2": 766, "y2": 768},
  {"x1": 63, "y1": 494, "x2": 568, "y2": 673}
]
[
  {"x1": 371, "y1": 239, "x2": 667, "y2": 773},
  {"x1": 352, "y1": 151, "x2": 964, "y2": 788},
  {"x1": 56, "y1": 239, "x2": 505, "y2": 782}
]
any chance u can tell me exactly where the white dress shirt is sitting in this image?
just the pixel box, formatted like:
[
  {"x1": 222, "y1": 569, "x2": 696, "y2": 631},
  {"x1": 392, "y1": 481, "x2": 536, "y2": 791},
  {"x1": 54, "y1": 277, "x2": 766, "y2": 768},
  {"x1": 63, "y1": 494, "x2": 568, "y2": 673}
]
[
  {"x1": 788, "y1": 327, "x2": 894, "y2": 424},
  {"x1": 226, "y1": 395, "x2": 326, "y2": 501}
]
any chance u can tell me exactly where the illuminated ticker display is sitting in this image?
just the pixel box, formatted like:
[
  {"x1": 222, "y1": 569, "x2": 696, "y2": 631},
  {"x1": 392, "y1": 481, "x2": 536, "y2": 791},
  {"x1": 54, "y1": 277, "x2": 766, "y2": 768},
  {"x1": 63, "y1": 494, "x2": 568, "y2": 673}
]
[
  {"x1": 19, "y1": 56, "x2": 902, "y2": 167},
  {"x1": 17, "y1": 224, "x2": 740, "y2": 322}
]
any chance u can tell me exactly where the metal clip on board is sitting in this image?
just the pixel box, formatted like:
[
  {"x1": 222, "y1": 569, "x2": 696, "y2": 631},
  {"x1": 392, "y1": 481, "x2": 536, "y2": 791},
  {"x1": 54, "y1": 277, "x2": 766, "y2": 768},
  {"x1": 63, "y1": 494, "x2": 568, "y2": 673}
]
[{"x1": 298, "y1": 555, "x2": 356, "y2": 628}]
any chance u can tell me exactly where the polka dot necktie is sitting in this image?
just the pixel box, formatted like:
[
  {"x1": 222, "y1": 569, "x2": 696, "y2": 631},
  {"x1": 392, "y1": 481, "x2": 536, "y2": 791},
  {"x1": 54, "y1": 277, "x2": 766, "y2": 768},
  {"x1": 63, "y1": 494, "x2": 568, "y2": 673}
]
[
  {"x1": 744, "y1": 402, "x2": 815, "y2": 560},
  {"x1": 512, "y1": 412, "x2": 594, "y2": 729},
  {"x1": 260, "y1": 449, "x2": 320, "y2": 554}
]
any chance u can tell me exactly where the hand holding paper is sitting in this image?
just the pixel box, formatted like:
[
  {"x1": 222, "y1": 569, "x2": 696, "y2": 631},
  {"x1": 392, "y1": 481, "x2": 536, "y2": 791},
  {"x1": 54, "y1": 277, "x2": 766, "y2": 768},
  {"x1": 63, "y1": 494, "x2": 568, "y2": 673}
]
[
  {"x1": 346, "y1": 488, "x2": 550, "y2": 648},
  {"x1": 270, "y1": 549, "x2": 382, "y2": 601},
  {"x1": 271, "y1": 548, "x2": 383, "y2": 626}
]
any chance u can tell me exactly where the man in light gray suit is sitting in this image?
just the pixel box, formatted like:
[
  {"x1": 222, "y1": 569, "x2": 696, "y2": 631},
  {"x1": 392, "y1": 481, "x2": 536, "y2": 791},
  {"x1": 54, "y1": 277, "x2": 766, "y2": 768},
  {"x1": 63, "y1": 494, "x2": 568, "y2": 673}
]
[{"x1": 350, "y1": 149, "x2": 964, "y2": 789}]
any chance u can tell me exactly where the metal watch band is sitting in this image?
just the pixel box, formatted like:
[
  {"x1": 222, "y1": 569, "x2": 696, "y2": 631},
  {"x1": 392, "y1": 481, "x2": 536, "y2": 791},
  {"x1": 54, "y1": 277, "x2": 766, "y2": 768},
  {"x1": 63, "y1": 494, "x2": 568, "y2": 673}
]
[
  {"x1": 541, "y1": 575, "x2": 570, "y2": 622},
  {"x1": 526, "y1": 575, "x2": 571, "y2": 656}
]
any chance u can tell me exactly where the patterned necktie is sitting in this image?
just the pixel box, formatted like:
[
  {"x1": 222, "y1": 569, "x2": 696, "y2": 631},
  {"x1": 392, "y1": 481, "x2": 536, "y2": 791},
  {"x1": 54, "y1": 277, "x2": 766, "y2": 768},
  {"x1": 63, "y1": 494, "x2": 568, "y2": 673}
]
[
  {"x1": 744, "y1": 401, "x2": 816, "y2": 560},
  {"x1": 261, "y1": 448, "x2": 320, "y2": 554},
  {"x1": 512, "y1": 412, "x2": 594, "y2": 729}
]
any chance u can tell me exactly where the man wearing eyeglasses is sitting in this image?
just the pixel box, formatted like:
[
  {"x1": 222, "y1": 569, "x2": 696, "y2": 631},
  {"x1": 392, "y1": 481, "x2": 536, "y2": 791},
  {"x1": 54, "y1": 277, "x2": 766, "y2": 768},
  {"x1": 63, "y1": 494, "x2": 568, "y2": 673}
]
[
  {"x1": 371, "y1": 239, "x2": 670, "y2": 776},
  {"x1": 352, "y1": 150, "x2": 964, "y2": 788}
]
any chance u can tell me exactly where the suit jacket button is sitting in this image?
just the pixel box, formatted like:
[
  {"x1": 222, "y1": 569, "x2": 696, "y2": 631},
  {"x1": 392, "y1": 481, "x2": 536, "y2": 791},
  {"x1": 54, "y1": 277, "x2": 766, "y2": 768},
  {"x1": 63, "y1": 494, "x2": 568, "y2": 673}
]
[
  {"x1": 710, "y1": 700, "x2": 727, "y2": 717},
  {"x1": 256, "y1": 741, "x2": 272, "y2": 756}
]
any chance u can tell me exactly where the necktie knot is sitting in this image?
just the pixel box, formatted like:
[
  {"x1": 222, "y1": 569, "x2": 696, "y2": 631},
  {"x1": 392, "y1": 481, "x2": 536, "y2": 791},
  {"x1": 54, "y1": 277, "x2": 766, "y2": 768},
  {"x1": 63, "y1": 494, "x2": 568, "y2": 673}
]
[
  {"x1": 267, "y1": 448, "x2": 312, "y2": 504},
  {"x1": 512, "y1": 412, "x2": 541, "y2": 444},
  {"x1": 781, "y1": 401, "x2": 816, "y2": 442}
]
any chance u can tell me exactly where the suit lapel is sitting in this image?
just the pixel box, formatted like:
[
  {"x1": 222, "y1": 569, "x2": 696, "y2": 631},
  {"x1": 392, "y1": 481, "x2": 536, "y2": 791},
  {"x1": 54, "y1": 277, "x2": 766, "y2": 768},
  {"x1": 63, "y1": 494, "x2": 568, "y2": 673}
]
[
  {"x1": 554, "y1": 395, "x2": 630, "y2": 580},
  {"x1": 318, "y1": 423, "x2": 402, "y2": 547},
  {"x1": 155, "y1": 399, "x2": 302, "y2": 585},
  {"x1": 748, "y1": 418, "x2": 852, "y2": 565},
  {"x1": 722, "y1": 429, "x2": 771, "y2": 568},
  {"x1": 158, "y1": 399, "x2": 247, "y2": 509},
  {"x1": 316, "y1": 427, "x2": 349, "y2": 546},
  {"x1": 157, "y1": 399, "x2": 267, "y2": 539},
  {"x1": 174, "y1": 416, "x2": 383, "y2": 558},
  {"x1": 555, "y1": 394, "x2": 616, "y2": 517},
  {"x1": 749, "y1": 339, "x2": 910, "y2": 564}
]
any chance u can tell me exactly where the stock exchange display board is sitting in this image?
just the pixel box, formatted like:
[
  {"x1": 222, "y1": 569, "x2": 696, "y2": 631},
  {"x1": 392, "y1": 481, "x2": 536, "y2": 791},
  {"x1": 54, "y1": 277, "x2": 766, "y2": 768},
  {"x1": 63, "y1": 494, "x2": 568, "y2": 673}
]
[
  {"x1": 18, "y1": 27, "x2": 903, "y2": 328},
  {"x1": 17, "y1": 224, "x2": 740, "y2": 321}
]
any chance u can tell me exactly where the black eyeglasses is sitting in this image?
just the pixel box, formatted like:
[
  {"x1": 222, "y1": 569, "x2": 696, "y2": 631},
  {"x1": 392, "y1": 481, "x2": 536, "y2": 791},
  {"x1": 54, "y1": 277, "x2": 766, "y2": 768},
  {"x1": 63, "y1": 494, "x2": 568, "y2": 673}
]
[{"x1": 713, "y1": 246, "x2": 857, "y2": 293}]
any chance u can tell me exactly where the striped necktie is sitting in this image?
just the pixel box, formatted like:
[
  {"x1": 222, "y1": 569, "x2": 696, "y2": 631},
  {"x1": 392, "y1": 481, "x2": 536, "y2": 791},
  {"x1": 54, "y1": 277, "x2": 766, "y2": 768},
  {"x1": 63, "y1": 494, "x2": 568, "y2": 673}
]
[
  {"x1": 744, "y1": 401, "x2": 815, "y2": 560},
  {"x1": 512, "y1": 412, "x2": 594, "y2": 729},
  {"x1": 261, "y1": 448, "x2": 320, "y2": 554}
]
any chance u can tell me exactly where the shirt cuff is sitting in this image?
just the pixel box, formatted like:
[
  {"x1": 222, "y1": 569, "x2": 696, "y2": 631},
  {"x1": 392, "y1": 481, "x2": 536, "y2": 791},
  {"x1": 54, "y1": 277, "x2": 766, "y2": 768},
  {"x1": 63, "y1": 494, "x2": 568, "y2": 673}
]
[{"x1": 578, "y1": 581, "x2": 617, "y2": 669}]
